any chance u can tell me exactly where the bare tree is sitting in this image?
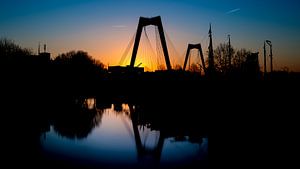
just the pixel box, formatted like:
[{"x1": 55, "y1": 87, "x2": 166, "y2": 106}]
[
  {"x1": 0, "y1": 38, "x2": 32, "y2": 59},
  {"x1": 233, "y1": 48, "x2": 251, "y2": 70},
  {"x1": 214, "y1": 42, "x2": 254, "y2": 75},
  {"x1": 214, "y1": 43, "x2": 235, "y2": 73},
  {"x1": 173, "y1": 64, "x2": 183, "y2": 70},
  {"x1": 189, "y1": 63, "x2": 201, "y2": 73},
  {"x1": 157, "y1": 64, "x2": 166, "y2": 71}
]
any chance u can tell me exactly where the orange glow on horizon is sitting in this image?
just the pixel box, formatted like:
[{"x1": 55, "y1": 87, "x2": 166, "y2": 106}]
[{"x1": 45, "y1": 22, "x2": 300, "y2": 72}]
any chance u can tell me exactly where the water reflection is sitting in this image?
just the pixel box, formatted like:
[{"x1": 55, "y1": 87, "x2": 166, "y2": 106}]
[
  {"x1": 41, "y1": 97, "x2": 208, "y2": 168},
  {"x1": 50, "y1": 98, "x2": 103, "y2": 139}
]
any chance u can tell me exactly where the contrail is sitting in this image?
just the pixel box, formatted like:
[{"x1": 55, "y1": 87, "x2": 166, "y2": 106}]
[
  {"x1": 226, "y1": 8, "x2": 241, "y2": 14},
  {"x1": 112, "y1": 25, "x2": 127, "y2": 28}
]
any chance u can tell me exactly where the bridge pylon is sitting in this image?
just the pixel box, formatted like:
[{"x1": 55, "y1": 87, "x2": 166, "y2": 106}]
[{"x1": 130, "y1": 16, "x2": 172, "y2": 70}]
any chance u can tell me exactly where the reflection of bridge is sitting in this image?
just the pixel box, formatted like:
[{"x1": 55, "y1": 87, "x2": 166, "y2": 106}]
[
  {"x1": 57, "y1": 98, "x2": 207, "y2": 163},
  {"x1": 127, "y1": 103, "x2": 207, "y2": 164},
  {"x1": 129, "y1": 105, "x2": 165, "y2": 163}
]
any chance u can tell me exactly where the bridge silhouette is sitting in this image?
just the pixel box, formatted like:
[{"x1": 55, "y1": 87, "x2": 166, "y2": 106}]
[
  {"x1": 109, "y1": 16, "x2": 214, "y2": 74},
  {"x1": 130, "y1": 16, "x2": 172, "y2": 71},
  {"x1": 183, "y1": 43, "x2": 206, "y2": 74}
]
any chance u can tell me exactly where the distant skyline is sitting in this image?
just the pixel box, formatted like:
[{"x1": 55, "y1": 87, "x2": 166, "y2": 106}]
[{"x1": 1, "y1": 0, "x2": 300, "y2": 71}]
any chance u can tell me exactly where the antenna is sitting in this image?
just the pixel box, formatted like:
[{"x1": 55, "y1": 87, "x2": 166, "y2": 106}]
[
  {"x1": 44, "y1": 44, "x2": 46, "y2": 53},
  {"x1": 228, "y1": 34, "x2": 231, "y2": 68},
  {"x1": 208, "y1": 23, "x2": 215, "y2": 71}
]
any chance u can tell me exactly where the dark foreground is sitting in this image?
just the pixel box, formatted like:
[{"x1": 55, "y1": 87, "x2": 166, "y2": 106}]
[{"x1": 1, "y1": 76, "x2": 299, "y2": 168}]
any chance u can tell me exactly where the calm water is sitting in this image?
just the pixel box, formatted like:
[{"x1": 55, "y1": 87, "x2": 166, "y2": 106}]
[{"x1": 40, "y1": 99, "x2": 208, "y2": 168}]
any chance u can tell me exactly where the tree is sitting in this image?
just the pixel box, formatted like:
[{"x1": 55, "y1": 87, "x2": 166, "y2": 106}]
[
  {"x1": 0, "y1": 38, "x2": 32, "y2": 61},
  {"x1": 214, "y1": 43, "x2": 254, "y2": 75},
  {"x1": 54, "y1": 50, "x2": 105, "y2": 72},
  {"x1": 189, "y1": 63, "x2": 201, "y2": 73},
  {"x1": 53, "y1": 50, "x2": 106, "y2": 84},
  {"x1": 214, "y1": 43, "x2": 235, "y2": 73},
  {"x1": 157, "y1": 64, "x2": 166, "y2": 71},
  {"x1": 54, "y1": 51, "x2": 94, "y2": 65},
  {"x1": 94, "y1": 59, "x2": 105, "y2": 70},
  {"x1": 0, "y1": 38, "x2": 35, "y2": 78},
  {"x1": 233, "y1": 48, "x2": 251, "y2": 70},
  {"x1": 173, "y1": 64, "x2": 183, "y2": 70}
]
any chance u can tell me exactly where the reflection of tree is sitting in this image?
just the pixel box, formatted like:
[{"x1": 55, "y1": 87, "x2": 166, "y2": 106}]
[{"x1": 52, "y1": 98, "x2": 103, "y2": 139}]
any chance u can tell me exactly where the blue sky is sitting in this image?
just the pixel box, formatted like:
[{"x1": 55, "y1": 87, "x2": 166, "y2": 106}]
[{"x1": 1, "y1": 0, "x2": 300, "y2": 71}]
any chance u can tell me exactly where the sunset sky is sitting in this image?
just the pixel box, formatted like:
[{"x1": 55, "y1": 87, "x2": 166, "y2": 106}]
[{"x1": 1, "y1": 0, "x2": 300, "y2": 71}]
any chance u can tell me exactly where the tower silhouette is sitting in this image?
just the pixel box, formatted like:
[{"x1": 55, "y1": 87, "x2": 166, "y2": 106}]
[{"x1": 130, "y1": 16, "x2": 172, "y2": 70}]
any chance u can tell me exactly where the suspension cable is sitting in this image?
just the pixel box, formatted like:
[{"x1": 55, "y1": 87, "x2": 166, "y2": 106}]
[
  {"x1": 119, "y1": 33, "x2": 136, "y2": 66},
  {"x1": 155, "y1": 27, "x2": 164, "y2": 69},
  {"x1": 143, "y1": 27, "x2": 156, "y2": 71},
  {"x1": 165, "y1": 30, "x2": 180, "y2": 66}
]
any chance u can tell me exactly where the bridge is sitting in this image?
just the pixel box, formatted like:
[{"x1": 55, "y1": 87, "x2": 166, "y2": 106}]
[
  {"x1": 108, "y1": 16, "x2": 173, "y2": 73},
  {"x1": 70, "y1": 16, "x2": 261, "y2": 80},
  {"x1": 183, "y1": 43, "x2": 207, "y2": 74},
  {"x1": 108, "y1": 16, "x2": 216, "y2": 76}
]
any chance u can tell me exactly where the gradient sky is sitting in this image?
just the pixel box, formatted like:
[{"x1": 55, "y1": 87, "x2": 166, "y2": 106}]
[{"x1": 1, "y1": 0, "x2": 300, "y2": 71}]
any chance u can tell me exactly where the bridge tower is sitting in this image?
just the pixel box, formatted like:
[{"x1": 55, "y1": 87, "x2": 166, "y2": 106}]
[
  {"x1": 130, "y1": 16, "x2": 172, "y2": 70},
  {"x1": 183, "y1": 43, "x2": 206, "y2": 74}
]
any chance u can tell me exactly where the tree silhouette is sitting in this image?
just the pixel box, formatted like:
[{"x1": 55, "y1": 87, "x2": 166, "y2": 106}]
[
  {"x1": 214, "y1": 43, "x2": 257, "y2": 78},
  {"x1": 233, "y1": 48, "x2": 251, "y2": 70},
  {"x1": 214, "y1": 43, "x2": 235, "y2": 74},
  {"x1": 0, "y1": 38, "x2": 32, "y2": 67},
  {"x1": 0, "y1": 38, "x2": 32, "y2": 58},
  {"x1": 54, "y1": 51, "x2": 95, "y2": 68},
  {"x1": 0, "y1": 38, "x2": 45, "y2": 84},
  {"x1": 189, "y1": 63, "x2": 201, "y2": 73},
  {"x1": 173, "y1": 64, "x2": 183, "y2": 70},
  {"x1": 157, "y1": 64, "x2": 166, "y2": 71},
  {"x1": 52, "y1": 50, "x2": 106, "y2": 95}
]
